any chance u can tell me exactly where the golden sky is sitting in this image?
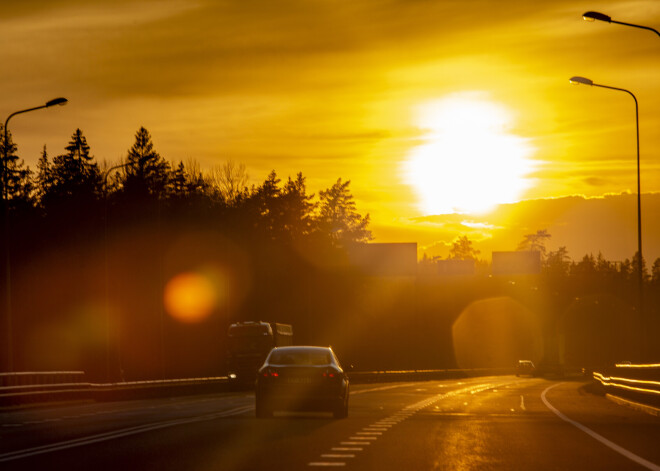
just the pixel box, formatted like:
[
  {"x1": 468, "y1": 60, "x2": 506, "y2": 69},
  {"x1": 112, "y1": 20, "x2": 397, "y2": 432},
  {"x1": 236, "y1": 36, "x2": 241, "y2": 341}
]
[{"x1": 2, "y1": 0, "x2": 659, "y2": 261}]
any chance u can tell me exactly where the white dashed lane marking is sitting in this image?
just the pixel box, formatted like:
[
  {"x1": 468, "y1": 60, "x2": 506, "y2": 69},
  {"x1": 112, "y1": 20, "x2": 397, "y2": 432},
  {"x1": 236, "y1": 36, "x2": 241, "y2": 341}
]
[{"x1": 308, "y1": 380, "x2": 511, "y2": 467}]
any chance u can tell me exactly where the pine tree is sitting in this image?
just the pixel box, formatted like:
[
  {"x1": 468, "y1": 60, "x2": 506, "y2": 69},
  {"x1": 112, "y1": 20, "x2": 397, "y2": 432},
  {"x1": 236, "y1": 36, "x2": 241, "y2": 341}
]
[
  {"x1": 46, "y1": 129, "x2": 101, "y2": 204},
  {"x1": 517, "y1": 229, "x2": 551, "y2": 259},
  {"x1": 172, "y1": 161, "x2": 187, "y2": 197},
  {"x1": 316, "y1": 178, "x2": 371, "y2": 244},
  {"x1": 253, "y1": 170, "x2": 282, "y2": 236},
  {"x1": 448, "y1": 235, "x2": 481, "y2": 260},
  {"x1": 281, "y1": 172, "x2": 315, "y2": 239},
  {"x1": 0, "y1": 125, "x2": 34, "y2": 209},
  {"x1": 122, "y1": 127, "x2": 170, "y2": 199},
  {"x1": 35, "y1": 145, "x2": 51, "y2": 204}
]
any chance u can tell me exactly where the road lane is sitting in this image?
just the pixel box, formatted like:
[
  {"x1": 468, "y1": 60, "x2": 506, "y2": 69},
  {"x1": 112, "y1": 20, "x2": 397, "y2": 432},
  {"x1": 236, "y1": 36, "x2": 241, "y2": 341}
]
[
  {"x1": 345, "y1": 378, "x2": 660, "y2": 470},
  {"x1": 1, "y1": 377, "x2": 659, "y2": 470},
  {"x1": 0, "y1": 391, "x2": 254, "y2": 458}
]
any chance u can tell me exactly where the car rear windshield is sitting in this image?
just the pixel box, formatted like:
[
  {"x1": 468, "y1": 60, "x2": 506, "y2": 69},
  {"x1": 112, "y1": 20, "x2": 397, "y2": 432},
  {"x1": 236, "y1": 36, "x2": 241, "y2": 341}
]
[{"x1": 269, "y1": 349, "x2": 332, "y2": 366}]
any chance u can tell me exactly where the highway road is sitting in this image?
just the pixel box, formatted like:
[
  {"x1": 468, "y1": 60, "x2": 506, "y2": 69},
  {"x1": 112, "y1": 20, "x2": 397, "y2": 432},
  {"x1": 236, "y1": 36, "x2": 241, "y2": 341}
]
[{"x1": 2, "y1": 376, "x2": 660, "y2": 470}]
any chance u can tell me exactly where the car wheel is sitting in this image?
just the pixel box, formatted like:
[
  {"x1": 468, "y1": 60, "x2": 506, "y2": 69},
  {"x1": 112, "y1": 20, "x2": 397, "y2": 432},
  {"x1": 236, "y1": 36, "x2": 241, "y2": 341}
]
[{"x1": 333, "y1": 396, "x2": 348, "y2": 419}]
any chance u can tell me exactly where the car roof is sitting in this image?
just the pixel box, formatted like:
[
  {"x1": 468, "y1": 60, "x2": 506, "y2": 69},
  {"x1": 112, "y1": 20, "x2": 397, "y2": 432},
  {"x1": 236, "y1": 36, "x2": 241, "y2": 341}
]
[{"x1": 270, "y1": 346, "x2": 333, "y2": 353}]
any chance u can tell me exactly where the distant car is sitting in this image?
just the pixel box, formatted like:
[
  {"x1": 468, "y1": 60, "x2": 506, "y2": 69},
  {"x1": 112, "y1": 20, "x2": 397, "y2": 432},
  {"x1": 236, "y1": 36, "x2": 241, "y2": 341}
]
[
  {"x1": 255, "y1": 346, "x2": 349, "y2": 419},
  {"x1": 516, "y1": 360, "x2": 536, "y2": 377}
]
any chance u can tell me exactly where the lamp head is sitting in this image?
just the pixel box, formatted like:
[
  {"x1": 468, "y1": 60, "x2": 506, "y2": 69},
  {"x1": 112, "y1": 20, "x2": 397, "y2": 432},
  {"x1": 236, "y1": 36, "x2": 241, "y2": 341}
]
[
  {"x1": 46, "y1": 97, "x2": 68, "y2": 107},
  {"x1": 583, "y1": 11, "x2": 611, "y2": 23},
  {"x1": 569, "y1": 76, "x2": 593, "y2": 86}
]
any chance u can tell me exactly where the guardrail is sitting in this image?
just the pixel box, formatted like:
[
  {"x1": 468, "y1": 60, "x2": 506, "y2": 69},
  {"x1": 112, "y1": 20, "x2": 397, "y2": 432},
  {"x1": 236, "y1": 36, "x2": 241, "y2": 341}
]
[
  {"x1": 0, "y1": 375, "x2": 231, "y2": 407},
  {"x1": 592, "y1": 363, "x2": 660, "y2": 410},
  {"x1": 0, "y1": 366, "x2": 564, "y2": 407},
  {"x1": 0, "y1": 371, "x2": 85, "y2": 387}
]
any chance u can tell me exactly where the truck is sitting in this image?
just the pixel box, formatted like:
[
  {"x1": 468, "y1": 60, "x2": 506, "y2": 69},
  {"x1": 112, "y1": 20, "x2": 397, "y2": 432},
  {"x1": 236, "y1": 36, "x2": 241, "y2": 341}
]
[{"x1": 226, "y1": 321, "x2": 293, "y2": 384}]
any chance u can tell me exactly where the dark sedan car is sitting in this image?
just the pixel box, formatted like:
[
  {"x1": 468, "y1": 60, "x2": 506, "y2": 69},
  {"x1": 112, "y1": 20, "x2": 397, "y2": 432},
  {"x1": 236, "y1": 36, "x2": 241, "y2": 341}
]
[
  {"x1": 516, "y1": 360, "x2": 536, "y2": 377},
  {"x1": 255, "y1": 346, "x2": 349, "y2": 419}
]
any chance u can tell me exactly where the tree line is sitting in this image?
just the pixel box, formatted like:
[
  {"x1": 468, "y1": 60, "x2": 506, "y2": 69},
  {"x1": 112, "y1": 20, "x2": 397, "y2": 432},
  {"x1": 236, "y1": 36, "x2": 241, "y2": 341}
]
[
  {"x1": 1, "y1": 126, "x2": 372, "y2": 245},
  {"x1": 427, "y1": 229, "x2": 660, "y2": 285}
]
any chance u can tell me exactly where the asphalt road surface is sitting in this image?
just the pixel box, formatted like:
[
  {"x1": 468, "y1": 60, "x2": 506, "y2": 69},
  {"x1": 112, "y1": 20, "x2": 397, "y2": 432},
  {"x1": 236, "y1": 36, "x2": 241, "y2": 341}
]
[{"x1": 2, "y1": 376, "x2": 659, "y2": 470}]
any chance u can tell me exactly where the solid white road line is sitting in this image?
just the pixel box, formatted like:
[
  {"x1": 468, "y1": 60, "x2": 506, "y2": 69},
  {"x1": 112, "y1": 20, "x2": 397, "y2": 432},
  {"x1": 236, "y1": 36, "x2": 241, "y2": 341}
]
[
  {"x1": 542, "y1": 383, "x2": 660, "y2": 471},
  {"x1": 0, "y1": 405, "x2": 254, "y2": 463}
]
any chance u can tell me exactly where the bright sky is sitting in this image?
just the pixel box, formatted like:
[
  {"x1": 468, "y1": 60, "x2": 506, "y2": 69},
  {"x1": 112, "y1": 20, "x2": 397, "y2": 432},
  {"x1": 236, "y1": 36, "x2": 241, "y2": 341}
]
[{"x1": 2, "y1": 0, "x2": 659, "y2": 261}]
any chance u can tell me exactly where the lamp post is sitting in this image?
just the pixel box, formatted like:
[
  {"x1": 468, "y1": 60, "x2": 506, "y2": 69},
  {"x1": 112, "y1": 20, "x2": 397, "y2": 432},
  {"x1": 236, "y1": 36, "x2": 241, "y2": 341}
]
[
  {"x1": 569, "y1": 76, "x2": 644, "y2": 357},
  {"x1": 583, "y1": 11, "x2": 660, "y2": 37},
  {"x1": 2, "y1": 97, "x2": 68, "y2": 372},
  {"x1": 103, "y1": 162, "x2": 128, "y2": 382}
]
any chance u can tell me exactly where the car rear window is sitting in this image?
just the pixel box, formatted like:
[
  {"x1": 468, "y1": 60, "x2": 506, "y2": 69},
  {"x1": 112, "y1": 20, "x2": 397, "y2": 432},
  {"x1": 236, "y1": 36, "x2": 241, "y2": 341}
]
[{"x1": 269, "y1": 350, "x2": 332, "y2": 366}]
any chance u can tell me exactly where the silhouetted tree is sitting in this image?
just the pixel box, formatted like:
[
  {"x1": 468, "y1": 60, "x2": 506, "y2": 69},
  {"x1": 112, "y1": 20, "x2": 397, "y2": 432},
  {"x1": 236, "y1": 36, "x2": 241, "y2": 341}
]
[
  {"x1": 544, "y1": 246, "x2": 570, "y2": 277},
  {"x1": 651, "y1": 258, "x2": 660, "y2": 285},
  {"x1": 181, "y1": 159, "x2": 209, "y2": 198},
  {"x1": 169, "y1": 160, "x2": 209, "y2": 208},
  {"x1": 572, "y1": 253, "x2": 596, "y2": 277},
  {"x1": 171, "y1": 161, "x2": 187, "y2": 197},
  {"x1": 210, "y1": 160, "x2": 249, "y2": 205},
  {"x1": 517, "y1": 229, "x2": 551, "y2": 259},
  {"x1": 448, "y1": 235, "x2": 480, "y2": 260},
  {"x1": 252, "y1": 170, "x2": 283, "y2": 237},
  {"x1": 280, "y1": 172, "x2": 315, "y2": 239},
  {"x1": 34, "y1": 145, "x2": 51, "y2": 205},
  {"x1": 316, "y1": 178, "x2": 371, "y2": 245},
  {"x1": 121, "y1": 127, "x2": 170, "y2": 199},
  {"x1": 43, "y1": 129, "x2": 101, "y2": 207},
  {"x1": 0, "y1": 125, "x2": 34, "y2": 210}
]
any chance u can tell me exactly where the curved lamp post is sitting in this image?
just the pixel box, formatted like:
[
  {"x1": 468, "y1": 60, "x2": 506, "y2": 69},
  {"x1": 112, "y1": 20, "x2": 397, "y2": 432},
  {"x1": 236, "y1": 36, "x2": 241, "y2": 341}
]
[
  {"x1": 2, "y1": 97, "x2": 68, "y2": 371},
  {"x1": 103, "y1": 162, "x2": 128, "y2": 381},
  {"x1": 569, "y1": 76, "x2": 644, "y2": 356},
  {"x1": 583, "y1": 11, "x2": 660, "y2": 37}
]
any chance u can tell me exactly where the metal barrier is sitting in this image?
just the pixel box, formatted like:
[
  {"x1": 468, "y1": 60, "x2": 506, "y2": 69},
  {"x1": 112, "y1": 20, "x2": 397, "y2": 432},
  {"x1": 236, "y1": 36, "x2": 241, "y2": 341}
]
[
  {"x1": 592, "y1": 363, "x2": 660, "y2": 409},
  {"x1": 0, "y1": 375, "x2": 231, "y2": 407},
  {"x1": 0, "y1": 371, "x2": 85, "y2": 387},
  {"x1": 0, "y1": 366, "x2": 568, "y2": 407},
  {"x1": 0, "y1": 368, "x2": 519, "y2": 407}
]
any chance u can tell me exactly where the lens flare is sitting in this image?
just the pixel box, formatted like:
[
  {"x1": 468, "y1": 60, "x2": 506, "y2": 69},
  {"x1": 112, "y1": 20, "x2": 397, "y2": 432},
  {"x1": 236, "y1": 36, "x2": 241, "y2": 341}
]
[{"x1": 164, "y1": 271, "x2": 220, "y2": 323}]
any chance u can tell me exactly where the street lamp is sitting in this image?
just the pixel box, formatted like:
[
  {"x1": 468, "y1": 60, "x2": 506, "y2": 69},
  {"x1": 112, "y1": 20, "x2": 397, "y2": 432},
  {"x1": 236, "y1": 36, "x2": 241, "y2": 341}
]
[
  {"x1": 583, "y1": 11, "x2": 660, "y2": 37},
  {"x1": 103, "y1": 162, "x2": 128, "y2": 382},
  {"x1": 569, "y1": 76, "x2": 644, "y2": 356},
  {"x1": 2, "y1": 97, "x2": 68, "y2": 372}
]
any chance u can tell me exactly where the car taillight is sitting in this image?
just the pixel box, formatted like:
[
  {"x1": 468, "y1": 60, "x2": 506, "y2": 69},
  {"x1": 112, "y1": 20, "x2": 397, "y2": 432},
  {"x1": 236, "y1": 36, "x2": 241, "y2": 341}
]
[
  {"x1": 323, "y1": 368, "x2": 339, "y2": 378},
  {"x1": 262, "y1": 369, "x2": 279, "y2": 377}
]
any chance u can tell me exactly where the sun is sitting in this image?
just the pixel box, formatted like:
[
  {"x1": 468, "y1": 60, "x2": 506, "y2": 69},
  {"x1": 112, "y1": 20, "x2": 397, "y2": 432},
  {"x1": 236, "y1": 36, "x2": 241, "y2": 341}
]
[{"x1": 404, "y1": 92, "x2": 536, "y2": 215}]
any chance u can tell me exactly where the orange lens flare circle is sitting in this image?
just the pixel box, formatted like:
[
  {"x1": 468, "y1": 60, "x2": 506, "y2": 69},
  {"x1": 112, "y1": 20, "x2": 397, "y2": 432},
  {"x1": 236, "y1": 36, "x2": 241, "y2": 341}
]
[{"x1": 164, "y1": 272, "x2": 218, "y2": 323}]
